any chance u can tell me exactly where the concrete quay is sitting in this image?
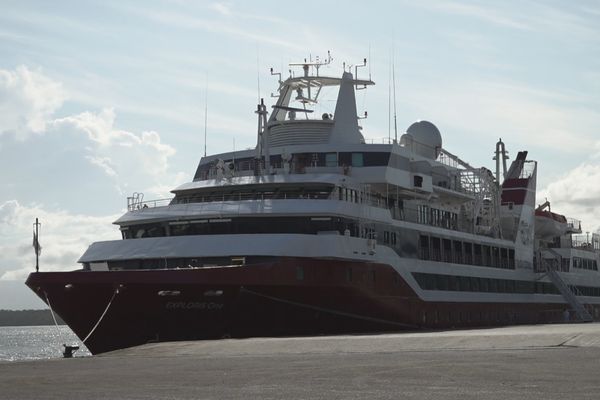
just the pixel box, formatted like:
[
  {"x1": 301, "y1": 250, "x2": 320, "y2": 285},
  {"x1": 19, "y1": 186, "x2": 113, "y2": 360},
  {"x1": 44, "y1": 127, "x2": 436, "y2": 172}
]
[{"x1": 2, "y1": 323, "x2": 600, "y2": 399}]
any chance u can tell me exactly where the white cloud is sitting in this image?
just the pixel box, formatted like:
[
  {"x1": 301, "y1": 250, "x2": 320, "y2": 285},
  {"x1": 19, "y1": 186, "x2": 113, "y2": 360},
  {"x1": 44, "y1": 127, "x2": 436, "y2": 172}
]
[
  {"x1": 0, "y1": 200, "x2": 120, "y2": 281},
  {"x1": 538, "y1": 145, "x2": 600, "y2": 234},
  {"x1": 49, "y1": 109, "x2": 185, "y2": 198},
  {"x1": 0, "y1": 66, "x2": 188, "y2": 203},
  {"x1": 0, "y1": 65, "x2": 66, "y2": 138}
]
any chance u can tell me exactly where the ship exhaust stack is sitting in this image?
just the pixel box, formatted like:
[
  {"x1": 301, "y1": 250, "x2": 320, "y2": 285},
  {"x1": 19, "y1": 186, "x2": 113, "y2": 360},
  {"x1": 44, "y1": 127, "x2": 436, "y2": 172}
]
[{"x1": 499, "y1": 151, "x2": 537, "y2": 268}]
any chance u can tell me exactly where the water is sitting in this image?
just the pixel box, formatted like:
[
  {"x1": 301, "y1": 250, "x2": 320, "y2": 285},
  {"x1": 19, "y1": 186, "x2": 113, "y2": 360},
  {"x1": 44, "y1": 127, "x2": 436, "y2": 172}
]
[{"x1": 0, "y1": 326, "x2": 91, "y2": 362}]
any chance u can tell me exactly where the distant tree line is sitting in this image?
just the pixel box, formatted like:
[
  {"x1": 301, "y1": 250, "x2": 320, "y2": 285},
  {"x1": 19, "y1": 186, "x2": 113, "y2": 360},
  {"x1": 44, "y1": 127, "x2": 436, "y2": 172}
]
[{"x1": 0, "y1": 310, "x2": 65, "y2": 326}]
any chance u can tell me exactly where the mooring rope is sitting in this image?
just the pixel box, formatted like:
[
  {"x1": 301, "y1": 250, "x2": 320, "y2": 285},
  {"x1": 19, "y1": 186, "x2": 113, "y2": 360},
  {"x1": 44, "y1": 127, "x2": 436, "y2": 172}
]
[
  {"x1": 82, "y1": 289, "x2": 119, "y2": 344},
  {"x1": 44, "y1": 291, "x2": 62, "y2": 335}
]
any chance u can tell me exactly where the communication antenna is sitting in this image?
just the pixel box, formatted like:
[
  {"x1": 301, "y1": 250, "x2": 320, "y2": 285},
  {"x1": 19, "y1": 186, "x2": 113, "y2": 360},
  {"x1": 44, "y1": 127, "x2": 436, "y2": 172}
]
[
  {"x1": 392, "y1": 49, "x2": 398, "y2": 144},
  {"x1": 388, "y1": 48, "x2": 392, "y2": 143},
  {"x1": 256, "y1": 44, "x2": 261, "y2": 103},
  {"x1": 204, "y1": 74, "x2": 208, "y2": 157}
]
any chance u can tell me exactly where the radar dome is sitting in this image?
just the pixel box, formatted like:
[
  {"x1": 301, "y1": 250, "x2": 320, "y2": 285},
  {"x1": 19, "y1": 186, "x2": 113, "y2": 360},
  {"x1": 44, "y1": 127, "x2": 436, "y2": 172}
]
[{"x1": 405, "y1": 120, "x2": 442, "y2": 159}]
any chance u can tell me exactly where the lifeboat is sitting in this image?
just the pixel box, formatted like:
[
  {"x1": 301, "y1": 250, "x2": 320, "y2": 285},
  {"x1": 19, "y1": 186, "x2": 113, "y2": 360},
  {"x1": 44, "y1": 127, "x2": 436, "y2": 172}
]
[{"x1": 534, "y1": 201, "x2": 579, "y2": 239}]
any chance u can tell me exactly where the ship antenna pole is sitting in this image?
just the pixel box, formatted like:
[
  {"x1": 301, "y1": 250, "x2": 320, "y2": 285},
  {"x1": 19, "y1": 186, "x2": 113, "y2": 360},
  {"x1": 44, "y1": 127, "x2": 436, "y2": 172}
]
[
  {"x1": 392, "y1": 48, "x2": 398, "y2": 144},
  {"x1": 33, "y1": 218, "x2": 41, "y2": 272},
  {"x1": 204, "y1": 73, "x2": 208, "y2": 158},
  {"x1": 388, "y1": 48, "x2": 392, "y2": 144}
]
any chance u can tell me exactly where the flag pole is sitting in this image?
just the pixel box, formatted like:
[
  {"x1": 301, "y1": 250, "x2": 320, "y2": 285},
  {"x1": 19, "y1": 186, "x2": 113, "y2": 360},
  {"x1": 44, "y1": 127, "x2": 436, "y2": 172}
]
[{"x1": 34, "y1": 218, "x2": 40, "y2": 272}]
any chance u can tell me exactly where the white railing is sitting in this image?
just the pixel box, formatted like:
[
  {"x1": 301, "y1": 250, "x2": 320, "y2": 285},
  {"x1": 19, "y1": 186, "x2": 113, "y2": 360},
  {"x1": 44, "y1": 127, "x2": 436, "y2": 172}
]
[
  {"x1": 127, "y1": 198, "x2": 172, "y2": 211},
  {"x1": 363, "y1": 137, "x2": 395, "y2": 144}
]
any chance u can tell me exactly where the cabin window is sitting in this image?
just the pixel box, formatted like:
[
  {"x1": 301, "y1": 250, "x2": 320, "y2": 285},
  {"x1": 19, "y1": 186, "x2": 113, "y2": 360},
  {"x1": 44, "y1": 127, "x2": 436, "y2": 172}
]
[
  {"x1": 391, "y1": 232, "x2": 397, "y2": 245},
  {"x1": 480, "y1": 278, "x2": 489, "y2": 292},
  {"x1": 490, "y1": 247, "x2": 499, "y2": 267},
  {"x1": 464, "y1": 243, "x2": 473, "y2": 265},
  {"x1": 419, "y1": 235, "x2": 430, "y2": 260},
  {"x1": 506, "y1": 279, "x2": 515, "y2": 293},
  {"x1": 473, "y1": 244, "x2": 482, "y2": 265},
  {"x1": 482, "y1": 245, "x2": 491, "y2": 267},
  {"x1": 414, "y1": 175, "x2": 423, "y2": 188},
  {"x1": 500, "y1": 248, "x2": 508, "y2": 268},
  {"x1": 459, "y1": 276, "x2": 471, "y2": 291},
  {"x1": 489, "y1": 279, "x2": 498, "y2": 292},
  {"x1": 453, "y1": 241, "x2": 463, "y2": 264},
  {"x1": 449, "y1": 276, "x2": 460, "y2": 291},
  {"x1": 442, "y1": 239, "x2": 452, "y2": 262},
  {"x1": 436, "y1": 275, "x2": 448, "y2": 291},
  {"x1": 351, "y1": 153, "x2": 364, "y2": 167},
  {"x1": 497, "y1": 279, "x2": 506, "y2": 293},
  {"x1": 431, "y1": 237, "x2": 441, "y2": 261},
  {"x1": 325, "y1": 153, "x2": 338, "y2": 167}
]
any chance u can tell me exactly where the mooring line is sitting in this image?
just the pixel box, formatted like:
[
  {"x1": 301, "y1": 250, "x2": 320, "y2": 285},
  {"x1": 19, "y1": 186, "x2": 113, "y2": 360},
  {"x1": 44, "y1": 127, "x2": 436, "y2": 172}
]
[
  {"x1": 44, "y1": 291, "x2": 62, "y2": 335},
  {"x1": 82, "y1": 289, "x2": 119, "y2": 344}
]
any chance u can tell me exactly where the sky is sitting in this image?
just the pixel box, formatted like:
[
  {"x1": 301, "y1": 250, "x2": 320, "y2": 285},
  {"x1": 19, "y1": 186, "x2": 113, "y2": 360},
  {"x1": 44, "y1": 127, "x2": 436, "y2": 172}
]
[{"x1": 1, "y1": 0, "x2": 599, "y2": 309}]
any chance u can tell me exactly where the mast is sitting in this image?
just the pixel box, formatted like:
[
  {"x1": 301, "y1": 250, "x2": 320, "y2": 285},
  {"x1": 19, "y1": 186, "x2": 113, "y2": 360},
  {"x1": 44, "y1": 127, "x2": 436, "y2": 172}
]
[
  {"x1": 33, "y1": 218, "x2": 41, "y2": 272},
  {"x1": 255, "y1": 98, "x2": 269, "y2": 174},
  {"x1": 392, "y1": 51, "x2": 398, "y2": 144},
  {"x1": 494, "y1": 138, "x2": 509, "y2": 186}
]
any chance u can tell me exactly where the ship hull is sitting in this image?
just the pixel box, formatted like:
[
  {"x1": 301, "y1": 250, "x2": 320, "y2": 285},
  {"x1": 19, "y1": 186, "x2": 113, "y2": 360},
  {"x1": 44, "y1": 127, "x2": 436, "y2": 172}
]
[{"x1": 26, "y1": 257, "x2": 597, "y2": 354}]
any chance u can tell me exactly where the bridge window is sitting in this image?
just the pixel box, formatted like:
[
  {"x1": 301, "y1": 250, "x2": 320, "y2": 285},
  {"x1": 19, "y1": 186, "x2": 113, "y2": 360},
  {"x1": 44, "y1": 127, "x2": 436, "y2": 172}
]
[
  {"x1": 325, "y1": 153, "x2": 337, "y2": 167},
  {"x1": 351, "y1": 153, "x2": 364, "y2": 167}
]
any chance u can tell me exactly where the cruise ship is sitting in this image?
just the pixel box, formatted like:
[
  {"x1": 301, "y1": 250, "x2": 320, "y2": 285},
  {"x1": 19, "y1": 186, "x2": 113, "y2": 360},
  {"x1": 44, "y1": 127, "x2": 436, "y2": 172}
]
[{"x1": 26, "y1": 56, "x2": 600, "y2": 355}]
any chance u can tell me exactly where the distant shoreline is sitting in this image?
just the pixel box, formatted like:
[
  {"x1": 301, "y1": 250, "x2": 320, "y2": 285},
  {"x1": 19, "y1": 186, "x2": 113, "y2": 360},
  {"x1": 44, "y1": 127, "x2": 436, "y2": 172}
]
[{"x1": 0, "y1": 310, "x2": 65, "y2": 326}]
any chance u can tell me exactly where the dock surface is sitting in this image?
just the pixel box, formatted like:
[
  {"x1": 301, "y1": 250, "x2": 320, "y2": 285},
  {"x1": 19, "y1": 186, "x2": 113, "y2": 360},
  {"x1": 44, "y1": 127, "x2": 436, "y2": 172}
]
[{"x1": 2, "y1": 323, "x2": 600, "y2": 399}]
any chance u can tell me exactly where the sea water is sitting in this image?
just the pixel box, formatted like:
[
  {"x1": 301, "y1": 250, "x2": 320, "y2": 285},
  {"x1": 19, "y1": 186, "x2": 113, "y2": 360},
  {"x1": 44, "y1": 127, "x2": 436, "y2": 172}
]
[{"x1": 0, "y1": 326, "x2": 90, "y2": 362}]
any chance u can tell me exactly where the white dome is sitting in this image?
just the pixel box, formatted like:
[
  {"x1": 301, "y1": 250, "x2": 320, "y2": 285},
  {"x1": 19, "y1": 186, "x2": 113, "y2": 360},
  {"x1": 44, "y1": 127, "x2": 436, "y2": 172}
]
[{"x1": 406, "y1": 120, "x2": 442, "y2": 159}]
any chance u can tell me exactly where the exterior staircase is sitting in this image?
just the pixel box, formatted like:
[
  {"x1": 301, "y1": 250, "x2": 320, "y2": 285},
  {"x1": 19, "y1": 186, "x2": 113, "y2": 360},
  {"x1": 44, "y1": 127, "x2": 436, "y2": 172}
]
[{"x1": 541, "y1": 248, "x2": 593, "y2": 322}]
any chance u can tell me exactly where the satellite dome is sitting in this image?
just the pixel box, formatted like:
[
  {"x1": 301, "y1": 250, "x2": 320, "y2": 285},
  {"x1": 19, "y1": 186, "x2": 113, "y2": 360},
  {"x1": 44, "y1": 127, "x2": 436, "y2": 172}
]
[{"x1": 406, "y1": 120, "x2": 442, "y2": 159}]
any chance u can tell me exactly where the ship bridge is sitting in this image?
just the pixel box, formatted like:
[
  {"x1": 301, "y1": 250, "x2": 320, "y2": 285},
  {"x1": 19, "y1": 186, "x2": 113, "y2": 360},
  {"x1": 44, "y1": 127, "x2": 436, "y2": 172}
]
[{"x1": 265, "y1": 55, "x2": 374, "y2": 148}]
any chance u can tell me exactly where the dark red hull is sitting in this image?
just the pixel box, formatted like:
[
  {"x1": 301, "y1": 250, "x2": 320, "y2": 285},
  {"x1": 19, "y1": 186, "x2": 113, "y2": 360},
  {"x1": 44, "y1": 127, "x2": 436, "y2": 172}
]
[{"x1": 25, "y1": 257, "x2": 596, "y2": 354}]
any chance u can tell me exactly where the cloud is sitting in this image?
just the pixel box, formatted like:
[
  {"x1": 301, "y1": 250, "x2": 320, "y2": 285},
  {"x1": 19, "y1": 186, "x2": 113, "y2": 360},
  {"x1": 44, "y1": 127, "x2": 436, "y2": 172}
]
[
  {"x1": 0, "y1": 66, "x2": 188, "y2": 204},
  {"x1": 538, "y1": 144, "x2": 600, "y2": 234},
  {"x1": 0, "y1": 200, "x2": 120, "y2": 281},
  {"x1": 0, "y1": 65, "x2": 66, "y2": 138},
  {"x1": 49, "y1": 109, "x2": 185, "y2": 198}
]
